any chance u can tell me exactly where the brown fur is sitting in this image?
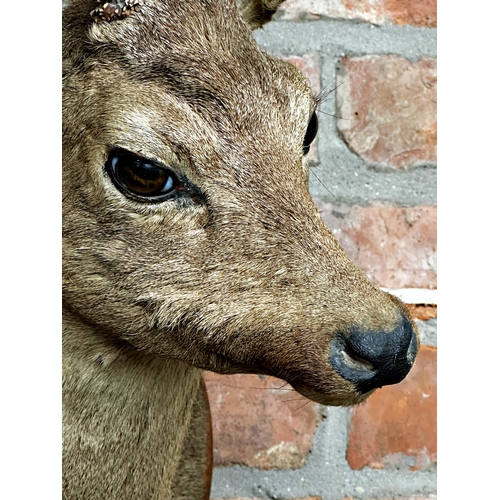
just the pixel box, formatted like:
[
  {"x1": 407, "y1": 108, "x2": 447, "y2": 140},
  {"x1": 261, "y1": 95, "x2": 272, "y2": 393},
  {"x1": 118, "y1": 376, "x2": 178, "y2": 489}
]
[
  {"x1": 171, "y1": 379, "x2": 213, "y2": 500},
  {"x1": 62, "y1": 1, "x2": 418, "y2": 498}
]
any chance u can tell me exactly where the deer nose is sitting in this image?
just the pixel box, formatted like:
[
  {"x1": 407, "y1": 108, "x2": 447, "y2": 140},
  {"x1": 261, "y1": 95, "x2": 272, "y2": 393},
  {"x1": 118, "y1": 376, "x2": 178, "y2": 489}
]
[{"x1": 329, "y1": 315, "x2": 418, "y2": 394}]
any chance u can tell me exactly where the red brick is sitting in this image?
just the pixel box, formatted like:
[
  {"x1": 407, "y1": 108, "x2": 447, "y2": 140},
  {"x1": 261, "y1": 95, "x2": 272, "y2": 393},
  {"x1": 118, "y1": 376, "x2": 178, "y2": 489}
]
[
  {"x1": 336, "y1": 56, "x2": 437, "y2": 169},
  {"x1": 346, "y1": 345, "x2": 437, "y2": 471},
  {"x1": 343, "y1": 497, "x2": 436, "y2": 500},
  {"x1": 204, "y1": 373, "x2": 322, "y2": 469},
  {"x1": 344, "y1": 497, "x2": 436, "y2": 500},
  {"x1": 316, "y1": 203, "x2": 437, "y2": 289},
  {"x1": 383, "y1": 0, "x2": 437, "y2": 27},
  {"x1": 407, "y1": 304, "x2": 437, "y2": 321},
  {"x1": 281, "y1": 53, "x2": 320, "y2": 163},
  {"x1": 278, "y1": 0, "x2": 436, "y2": 27}
]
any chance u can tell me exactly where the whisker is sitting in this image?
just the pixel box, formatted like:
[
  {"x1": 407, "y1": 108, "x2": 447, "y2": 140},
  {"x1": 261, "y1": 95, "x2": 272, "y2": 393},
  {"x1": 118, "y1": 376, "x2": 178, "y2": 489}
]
[
  {"x1": 313, "y1": 79, "x2": 344, "y2": 107},
  {"x1": 244, "y1": 386, "x2": 295, "y2": 391},
  {"x1": 293, "y1": 399, "x2": 313, "y2": 412},
  {"x1": 316, "y1": 109, "x2": 350, "y2": 120},
  {"x1": 317, "y1": 109, "x2": 336, "y2": 117},
  {"x1": 208, "y1": 382, "x2": 294, "y2": 391},
  {"x1": 316, "y1": 97, "x2": 335, "y2": 105},
  {"x1": 310, "y1": 168, "x2": 336, "y2": 199}
]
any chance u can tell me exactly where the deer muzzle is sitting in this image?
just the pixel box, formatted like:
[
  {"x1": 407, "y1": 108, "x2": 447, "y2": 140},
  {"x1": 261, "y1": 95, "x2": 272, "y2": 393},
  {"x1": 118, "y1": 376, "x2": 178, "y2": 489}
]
[{"x1": 329, "y1": 314, "x2": 418, "y2": 394}]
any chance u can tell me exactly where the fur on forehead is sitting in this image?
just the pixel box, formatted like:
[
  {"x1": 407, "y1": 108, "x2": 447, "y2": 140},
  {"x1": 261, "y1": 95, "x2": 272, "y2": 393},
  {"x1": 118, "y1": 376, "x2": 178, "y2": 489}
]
[
  {"x1": 65, "y1": 0, "x2": 283, "y2": 75},
  {"x1": 64, "y1": 0, "x2": 312, "y2": 138}
]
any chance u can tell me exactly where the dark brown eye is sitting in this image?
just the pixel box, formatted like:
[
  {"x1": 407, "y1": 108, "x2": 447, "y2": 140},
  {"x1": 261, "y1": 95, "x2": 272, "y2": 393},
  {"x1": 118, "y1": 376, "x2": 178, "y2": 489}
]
[
  {"x1": 106, "y1": 150, "x2": 179, "y2": 201},
  {"x1": 302, "y1": 111, "x2": 318, "y2": 155}
]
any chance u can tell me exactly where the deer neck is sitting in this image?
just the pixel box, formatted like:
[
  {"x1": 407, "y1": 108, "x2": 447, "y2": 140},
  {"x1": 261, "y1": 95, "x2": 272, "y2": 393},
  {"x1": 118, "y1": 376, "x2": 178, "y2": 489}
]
[{"x1": 62, "y1": 307, "x2": 202, "y2": 500}]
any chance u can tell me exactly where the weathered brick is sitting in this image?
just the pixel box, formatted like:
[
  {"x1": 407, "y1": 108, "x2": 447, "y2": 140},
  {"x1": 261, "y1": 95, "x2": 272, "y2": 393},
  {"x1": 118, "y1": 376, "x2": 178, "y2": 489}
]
[
  {"x1": 281, "y1": 53, "x2": 320, "y2": 163},
  {"x1": 382, "y1": 0, "x2": 437, "y2": 27},
  {"x1": 344, "y1": 497, "x2": 436, "y2": 500},
  {"x1": 204, "y1": 372, "x2": 322, "y2": 469},
  {"x1": 350, "y1": 497, "x2": 436, "y2": 500},
  {"x1": 346, "y1": 345, "x2": 437, "y2": 471},
  {"x1": 316, "y1": 203, "x2": 437, "y2": 289},
  {"x1": 336, "y1": 56, "x2": 437, "y2": 169},
  {"x1": 278, "y1": 0, "x2": 436, "y2": 27},
  {"x1": 407, "y1": 304, "x2": 437, "y2": 321}
]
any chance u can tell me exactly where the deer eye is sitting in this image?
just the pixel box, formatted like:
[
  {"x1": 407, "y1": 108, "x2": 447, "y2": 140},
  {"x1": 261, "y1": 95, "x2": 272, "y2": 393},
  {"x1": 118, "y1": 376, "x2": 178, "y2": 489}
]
[
  {"x1": 105, "y1": 150, "x2": 179, "y2": 201},
  {"x1": 302, "y1": 111, "x2": 318, "y2": 155}
]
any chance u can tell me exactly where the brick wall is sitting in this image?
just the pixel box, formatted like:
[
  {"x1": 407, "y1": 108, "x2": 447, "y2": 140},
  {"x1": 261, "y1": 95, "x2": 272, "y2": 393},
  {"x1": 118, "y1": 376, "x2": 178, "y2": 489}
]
[{"x1": 208, "y1": 2, "x2": 437, "y2": 499}]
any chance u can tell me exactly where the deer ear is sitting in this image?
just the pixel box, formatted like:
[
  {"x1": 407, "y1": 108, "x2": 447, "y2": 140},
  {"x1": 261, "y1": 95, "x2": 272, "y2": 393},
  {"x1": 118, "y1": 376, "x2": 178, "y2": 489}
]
[{"x1": 235, "y1": 0, "x2": 286, "y2": 30}]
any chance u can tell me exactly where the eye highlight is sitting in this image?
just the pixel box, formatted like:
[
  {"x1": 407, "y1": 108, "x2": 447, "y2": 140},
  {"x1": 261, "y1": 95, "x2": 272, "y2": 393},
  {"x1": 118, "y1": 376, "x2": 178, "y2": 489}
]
[
  {"x1": 302, "y1": 111, "x2": 318, "y2": 155},
  {"x1": 105, "y1": 150, "x2": 179, "y2": 201}
]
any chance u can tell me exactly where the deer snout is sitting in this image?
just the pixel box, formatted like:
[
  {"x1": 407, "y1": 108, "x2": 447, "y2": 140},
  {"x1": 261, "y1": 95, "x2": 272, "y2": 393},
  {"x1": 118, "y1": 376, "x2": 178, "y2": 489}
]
[{"x1": 329, "y1": 315, "x2": 418, "y2": 394}]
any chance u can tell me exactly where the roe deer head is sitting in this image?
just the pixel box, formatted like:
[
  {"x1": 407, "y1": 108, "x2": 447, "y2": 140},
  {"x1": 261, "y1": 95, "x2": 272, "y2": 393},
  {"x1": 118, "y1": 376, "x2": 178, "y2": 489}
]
[{"x1": 62, "y1": 0, "x2": 419, "y2": 498}]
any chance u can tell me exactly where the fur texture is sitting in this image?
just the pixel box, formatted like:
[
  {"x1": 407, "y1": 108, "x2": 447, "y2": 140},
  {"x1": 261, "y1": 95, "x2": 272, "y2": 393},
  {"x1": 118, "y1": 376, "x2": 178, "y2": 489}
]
[{"x1": 62, "y1": 1, "x2": 418, "y2": 498}]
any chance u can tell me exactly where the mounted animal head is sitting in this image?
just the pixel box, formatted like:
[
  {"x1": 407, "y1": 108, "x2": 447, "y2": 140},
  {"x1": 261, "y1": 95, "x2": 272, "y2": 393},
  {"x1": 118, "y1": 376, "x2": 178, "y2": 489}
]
[{"x1": 62, "y1": 0, "x2": 418, "y2": 406}]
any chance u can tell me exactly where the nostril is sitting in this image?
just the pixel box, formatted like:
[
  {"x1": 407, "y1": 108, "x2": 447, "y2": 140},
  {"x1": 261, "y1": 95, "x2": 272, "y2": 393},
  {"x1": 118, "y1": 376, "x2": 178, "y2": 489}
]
[
  {"x1": 329, "y1": 315, "x2": 418, "y2": 394},
  {"x1": 341, "y1": 345, "x2": 375, "y2": 372}
]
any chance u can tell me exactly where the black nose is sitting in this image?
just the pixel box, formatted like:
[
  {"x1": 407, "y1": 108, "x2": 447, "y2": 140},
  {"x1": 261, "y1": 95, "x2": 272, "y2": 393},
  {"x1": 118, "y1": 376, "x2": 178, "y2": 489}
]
[{"x1": 329, "y1": 315, "x2": 418, "y2": 394}]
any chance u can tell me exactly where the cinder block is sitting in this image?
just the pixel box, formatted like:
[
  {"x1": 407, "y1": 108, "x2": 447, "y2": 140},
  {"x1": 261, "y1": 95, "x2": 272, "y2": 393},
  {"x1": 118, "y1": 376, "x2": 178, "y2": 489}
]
[{"x1": 211, "y1": 497, "x2": 322, "y2": 500}]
